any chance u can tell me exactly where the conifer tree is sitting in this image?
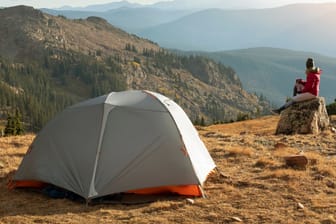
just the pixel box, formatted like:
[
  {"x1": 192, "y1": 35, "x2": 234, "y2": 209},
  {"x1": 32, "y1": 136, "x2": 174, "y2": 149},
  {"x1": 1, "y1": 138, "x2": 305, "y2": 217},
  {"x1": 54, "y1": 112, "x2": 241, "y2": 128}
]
[
  {"x1": 4, "y1": 109, "x2": 24, "y2": 136},
  {"x1": 14, "y1": 109, "x2": 24, "y2": 135},
  {"x1": 4, "y1": 113, "x2": 15, "y2": 136}
]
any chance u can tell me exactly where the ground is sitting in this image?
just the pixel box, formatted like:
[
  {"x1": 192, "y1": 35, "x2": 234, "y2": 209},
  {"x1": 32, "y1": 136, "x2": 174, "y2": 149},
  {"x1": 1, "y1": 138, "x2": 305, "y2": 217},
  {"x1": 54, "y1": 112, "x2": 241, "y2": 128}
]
[{"x1": 0, "y1": 115, "x2": 336, "y2": 224}]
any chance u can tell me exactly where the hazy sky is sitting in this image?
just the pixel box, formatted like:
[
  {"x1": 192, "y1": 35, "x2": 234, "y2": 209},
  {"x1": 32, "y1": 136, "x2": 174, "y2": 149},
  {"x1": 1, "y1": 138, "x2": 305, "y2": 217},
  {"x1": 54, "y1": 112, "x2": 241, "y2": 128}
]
[{"x1": 1, "y1": 0, "x2": 336, "y2": 9}]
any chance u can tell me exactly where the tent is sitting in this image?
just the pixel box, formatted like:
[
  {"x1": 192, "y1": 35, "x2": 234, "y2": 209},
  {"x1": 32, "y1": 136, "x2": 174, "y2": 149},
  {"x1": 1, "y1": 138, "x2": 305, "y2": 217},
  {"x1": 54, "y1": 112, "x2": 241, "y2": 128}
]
[{"x1": 10, "y1": 90, "x2": 216, "y2": 200}]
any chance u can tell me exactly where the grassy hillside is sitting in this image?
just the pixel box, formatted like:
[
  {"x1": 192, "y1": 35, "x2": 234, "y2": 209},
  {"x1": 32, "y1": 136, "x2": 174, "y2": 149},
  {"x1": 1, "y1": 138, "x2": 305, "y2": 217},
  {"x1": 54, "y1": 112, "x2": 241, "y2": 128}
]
[{"x1": 1, "y1": 115, "x2": 336, "y2": 223}]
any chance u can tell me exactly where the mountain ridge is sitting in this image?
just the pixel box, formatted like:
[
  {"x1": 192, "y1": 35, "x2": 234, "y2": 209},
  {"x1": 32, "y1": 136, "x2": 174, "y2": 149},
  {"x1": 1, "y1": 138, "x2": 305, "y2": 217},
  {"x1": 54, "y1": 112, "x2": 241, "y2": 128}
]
[{"x1": 55, "y1": 0, "x2": 143, "y2": 11}]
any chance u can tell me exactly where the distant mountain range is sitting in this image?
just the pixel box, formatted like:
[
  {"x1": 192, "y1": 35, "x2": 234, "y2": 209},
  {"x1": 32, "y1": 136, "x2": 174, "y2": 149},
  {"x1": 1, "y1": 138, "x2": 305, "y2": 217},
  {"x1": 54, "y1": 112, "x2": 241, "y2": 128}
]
[
  {"x1": 138, "y1": 4, "x2": 336, "y2": 57},
  {"x1": 52, "y1": 0, "x2": 312, "y2": 11},
  {"x1": 55, "y1": 0, "x2": 143, "y2": 11},
  {"x1": 42, "y1": 7, "x2": 193, "y2": 33},
  {"x1": 43, "y1": 3, "x2": 336, "y2": 58}
]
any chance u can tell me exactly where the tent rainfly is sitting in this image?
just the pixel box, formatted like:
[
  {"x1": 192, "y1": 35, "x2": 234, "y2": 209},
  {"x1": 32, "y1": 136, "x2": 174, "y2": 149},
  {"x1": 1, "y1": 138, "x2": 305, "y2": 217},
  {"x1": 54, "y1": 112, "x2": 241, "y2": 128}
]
[{"x1": 10, "y1": 90, "x2": 216, "y2": 199}]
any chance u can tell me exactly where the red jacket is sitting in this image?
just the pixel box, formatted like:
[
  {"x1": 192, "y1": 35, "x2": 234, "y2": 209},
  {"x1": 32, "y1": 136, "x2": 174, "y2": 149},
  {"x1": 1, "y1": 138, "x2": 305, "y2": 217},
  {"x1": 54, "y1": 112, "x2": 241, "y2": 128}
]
[{"x1": 302, "y1": 69, "x2": 322, "y2": 96}]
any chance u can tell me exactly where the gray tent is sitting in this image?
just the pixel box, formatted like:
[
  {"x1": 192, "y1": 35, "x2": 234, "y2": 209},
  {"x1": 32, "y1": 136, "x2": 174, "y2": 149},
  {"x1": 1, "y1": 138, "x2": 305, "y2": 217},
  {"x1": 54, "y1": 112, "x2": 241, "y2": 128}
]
[{"x1": 12, "y1": 90, "x2": 216, "y2": 199}]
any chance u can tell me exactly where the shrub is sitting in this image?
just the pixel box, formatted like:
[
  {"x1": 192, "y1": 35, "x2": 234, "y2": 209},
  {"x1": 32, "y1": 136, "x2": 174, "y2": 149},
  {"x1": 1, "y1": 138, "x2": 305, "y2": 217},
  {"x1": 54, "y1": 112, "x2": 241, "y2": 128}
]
[{"x1": 326, "y1": 102, "x2": 336, "y2": 115}]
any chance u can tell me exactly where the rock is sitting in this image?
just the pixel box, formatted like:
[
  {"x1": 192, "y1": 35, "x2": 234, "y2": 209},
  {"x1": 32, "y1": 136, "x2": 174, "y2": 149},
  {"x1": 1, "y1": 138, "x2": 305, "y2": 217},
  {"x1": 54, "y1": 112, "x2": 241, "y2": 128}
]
[
  {"x1": 284, "y1": 155, "x2": 308, "y2": 169},
  {"x1": 276, "y1": 97, "x2": 330, "y2": 135},
  {"x1": 297, "y1": 202, "x2": 305, "y2": 209},
  {"x1": 232, "y1": 216, "x2": 243, "y2": 222},
  {"x1": 326, "y1": 180, "x2": 336, "y2": 188},
  {"x1": 219, "y1": 172, "x2": 230, "y2": 178},
  {"x1": 321, "y1": 215, "x2": 336, "y2": 224},
  {"x1": 0, "y1": 160, "x2": 4, "y2": 168},
  {"x1": 274, "y1": 142, "x2": 288, "y2": 149},
  {"x1": 186, "y1": 198, "x2": 195, "y2": 204}
]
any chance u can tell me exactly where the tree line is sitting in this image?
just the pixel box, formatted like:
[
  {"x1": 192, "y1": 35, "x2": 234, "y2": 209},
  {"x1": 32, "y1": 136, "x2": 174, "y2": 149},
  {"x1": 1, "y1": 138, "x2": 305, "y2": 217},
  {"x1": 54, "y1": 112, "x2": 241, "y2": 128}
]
[
  {"x1": 0, "y1": 49, "x2": 126, "y2": 133},
  {"x1": 0, "y1": 44, "x2": 273, "y2": 135}
]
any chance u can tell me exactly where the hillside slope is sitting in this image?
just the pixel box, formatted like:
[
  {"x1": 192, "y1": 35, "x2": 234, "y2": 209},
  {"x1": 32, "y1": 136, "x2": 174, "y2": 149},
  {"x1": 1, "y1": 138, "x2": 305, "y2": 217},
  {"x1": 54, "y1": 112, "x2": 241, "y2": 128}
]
[
  {"x1": 0, "y1": 6, "x2": 270, "y2": 131},
  {"x1": 1, "y1": 115, "x2": 336, "y2": 223}
]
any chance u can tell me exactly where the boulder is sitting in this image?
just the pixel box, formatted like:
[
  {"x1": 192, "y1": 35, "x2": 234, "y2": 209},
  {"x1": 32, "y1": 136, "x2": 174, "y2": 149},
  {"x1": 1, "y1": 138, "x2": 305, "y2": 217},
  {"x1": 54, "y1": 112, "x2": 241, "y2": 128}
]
[{"x1": 275, "y1": 97, "x2": 330, "y2": 135}]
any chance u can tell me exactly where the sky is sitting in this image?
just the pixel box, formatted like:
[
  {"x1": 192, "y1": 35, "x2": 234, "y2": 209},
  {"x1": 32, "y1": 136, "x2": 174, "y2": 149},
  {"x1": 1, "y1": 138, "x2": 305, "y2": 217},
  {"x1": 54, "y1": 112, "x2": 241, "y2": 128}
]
[
  {"x1": 1, "y1": 0, "x2": 336, "y2": 9},
  {"x1": 3, "y1": 0, "x2": 161, "y2": 8}
]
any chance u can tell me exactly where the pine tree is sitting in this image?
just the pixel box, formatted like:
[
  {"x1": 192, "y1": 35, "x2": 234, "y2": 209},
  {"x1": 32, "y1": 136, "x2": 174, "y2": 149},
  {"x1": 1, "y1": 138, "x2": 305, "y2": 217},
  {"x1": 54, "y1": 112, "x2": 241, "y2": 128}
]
[
  {"x1": 4, "y1": 113, "x2": 15, "y2": 136},
  {"x1": 14, "y1": 109, "x2": 24, "y2": 135},
  {"x1": 4, "y1": 109, "x2": 24, "y2": 136},
  {"x1": 200, "y1": 116, "x2": 205, "y2": 126}
]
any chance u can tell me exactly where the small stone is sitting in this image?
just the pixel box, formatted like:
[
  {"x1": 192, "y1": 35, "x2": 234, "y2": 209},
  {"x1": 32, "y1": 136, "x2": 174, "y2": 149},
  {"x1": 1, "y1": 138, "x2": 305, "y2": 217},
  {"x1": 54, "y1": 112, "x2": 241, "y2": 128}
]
[
  {"x1": 321, "y1": 215, "x2": 336, "y2": 224},
  {"x1": 219, "y1": 172, "x2": 229, "y2": 178},
  {"x1": 0, "y1": 161, "x2": 4, "y2": 168},
  {"x1": 297, "y1": 202, "x2": 304, "y2": 209},
  {"x1": 326, "y1": 180, "x2": 336, "y2": 188},
  {"x1": 186, "y1": 198, "x2": 194, "y2": 204},
  {"x1": 274, "y1": 142, "x2": 287, "y2": 149},
  {"x1": 314, "y1": 174, "x2": 324, "y2": 180},
  {"x1": 284, "y1": 155, "x2": 308, "y2": 169},
  {"x1": 232, "y1": 216, "x2": 242, "y2": 222},
  {"x1": 331, "y1": 127, "x2": 336, "y2": 133}
]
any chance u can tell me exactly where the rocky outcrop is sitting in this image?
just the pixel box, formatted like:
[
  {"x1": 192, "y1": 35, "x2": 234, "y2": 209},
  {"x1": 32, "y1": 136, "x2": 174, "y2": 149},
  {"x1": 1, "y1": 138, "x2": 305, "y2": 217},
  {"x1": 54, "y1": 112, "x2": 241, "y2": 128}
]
[{"x1": 275, "y1": 97, "x2": 330, "y2": 135}]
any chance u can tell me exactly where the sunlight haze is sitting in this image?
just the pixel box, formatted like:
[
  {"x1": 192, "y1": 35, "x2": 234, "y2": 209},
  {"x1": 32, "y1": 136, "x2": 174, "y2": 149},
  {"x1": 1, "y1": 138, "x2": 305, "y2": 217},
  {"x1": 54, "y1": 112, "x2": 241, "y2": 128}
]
[{"x1": 1, "y1": 0, "x2": 336, "y2": 9}]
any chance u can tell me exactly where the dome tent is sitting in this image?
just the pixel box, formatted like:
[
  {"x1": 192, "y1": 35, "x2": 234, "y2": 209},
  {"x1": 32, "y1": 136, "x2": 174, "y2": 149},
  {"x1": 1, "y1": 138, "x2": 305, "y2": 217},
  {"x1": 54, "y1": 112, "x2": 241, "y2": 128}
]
[{"x1": 11, "y1": 90, "x2": 216, "y2": 200}]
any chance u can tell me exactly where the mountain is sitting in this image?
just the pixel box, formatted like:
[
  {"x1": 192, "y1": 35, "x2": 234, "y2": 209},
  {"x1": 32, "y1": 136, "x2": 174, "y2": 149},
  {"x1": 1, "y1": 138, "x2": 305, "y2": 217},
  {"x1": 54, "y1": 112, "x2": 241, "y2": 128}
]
[
  {"x1": 150, "y1": 0, "x2": 318, "y2": 10},
  {"x1": 55, "y1": 1, "x2": 142, "y2": 11},
  {"x1": 42, "y1": 7, "x2": 192, "y2": 34},
  {"x1": 199, "y1": 47, "x2": 336, "y2": 106},
  {"x1": 44, "y1": 3, "x2": 336, "y2": 57},
  {"x1": 52, "y1": 0, "x2": 308, "y2": 11},
  {"x1": 138, "y1": 3, "x2": 336, "y2": 57},
  {"x1": 0, "y1": 6, "x2": 270, "y2": 131},
  {"x1": 53, "y1": 0, "x2": 255, "y2": 12}
]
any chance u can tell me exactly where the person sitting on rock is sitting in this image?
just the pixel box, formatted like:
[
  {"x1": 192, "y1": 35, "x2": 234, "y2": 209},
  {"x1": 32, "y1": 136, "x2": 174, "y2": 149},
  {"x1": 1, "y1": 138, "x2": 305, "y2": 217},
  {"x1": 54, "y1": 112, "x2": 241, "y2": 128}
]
[{"x1": 272, "y1": 57, "x2": 322, "y2": 114}]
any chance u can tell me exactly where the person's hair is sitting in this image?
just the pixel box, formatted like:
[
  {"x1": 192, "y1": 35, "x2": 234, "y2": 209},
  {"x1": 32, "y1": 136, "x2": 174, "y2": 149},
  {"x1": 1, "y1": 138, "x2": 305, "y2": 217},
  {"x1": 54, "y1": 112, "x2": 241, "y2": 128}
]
[{"x1": 306, "y1": 58, "x2": 315, "y2": 69}]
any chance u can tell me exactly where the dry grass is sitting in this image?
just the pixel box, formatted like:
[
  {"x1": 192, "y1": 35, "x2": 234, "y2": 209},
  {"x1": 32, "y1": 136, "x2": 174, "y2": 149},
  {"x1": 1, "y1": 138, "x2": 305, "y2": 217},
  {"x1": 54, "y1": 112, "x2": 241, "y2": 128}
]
[{"x1": 1, "y1": 115, "x2": 336, "y2": 223}]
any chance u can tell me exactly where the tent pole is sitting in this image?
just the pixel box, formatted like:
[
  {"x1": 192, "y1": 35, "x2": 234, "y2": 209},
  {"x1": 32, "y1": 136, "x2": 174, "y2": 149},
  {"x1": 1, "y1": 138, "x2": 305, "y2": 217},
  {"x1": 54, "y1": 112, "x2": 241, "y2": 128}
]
[{"x1": 199, "y1": 185, "x2": 207, "y2": 198}]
